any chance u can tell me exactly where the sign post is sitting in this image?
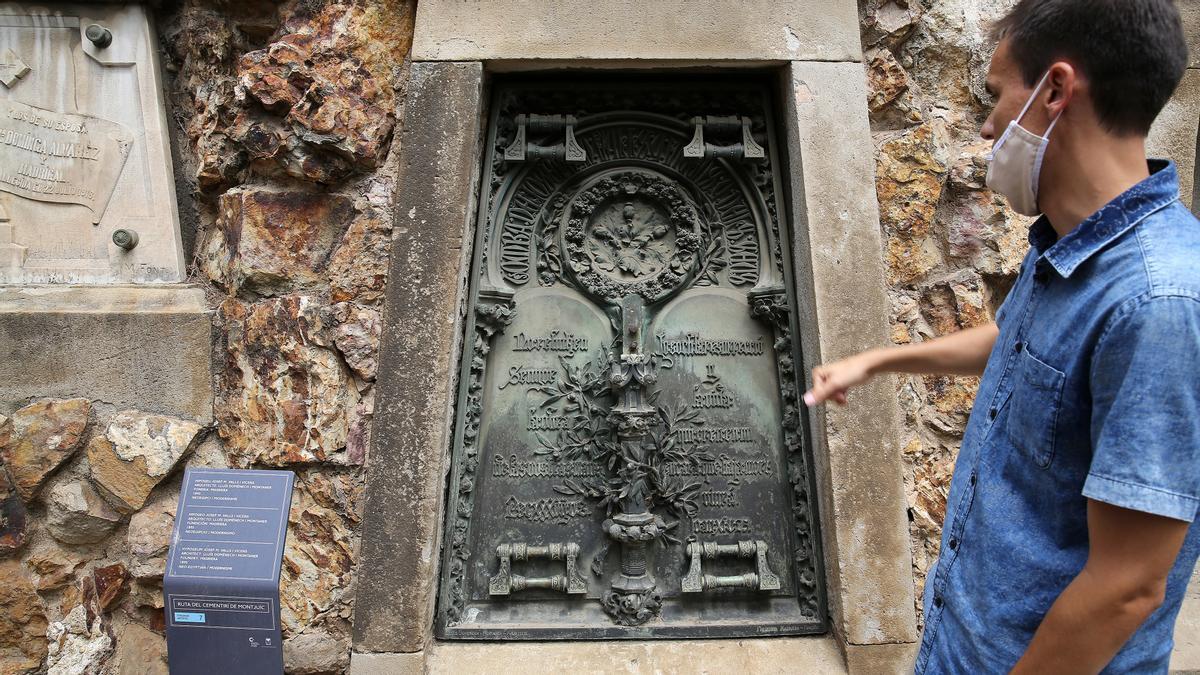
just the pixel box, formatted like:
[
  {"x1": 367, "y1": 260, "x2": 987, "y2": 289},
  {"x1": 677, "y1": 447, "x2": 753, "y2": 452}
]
[{"x1": 164, "y1": 468, "x2": 294, "y2": 674}]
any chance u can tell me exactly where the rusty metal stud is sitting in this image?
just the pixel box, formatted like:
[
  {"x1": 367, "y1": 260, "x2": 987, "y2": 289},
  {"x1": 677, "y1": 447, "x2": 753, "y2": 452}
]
[
  {"x1": 85, "y1": 24, "x2": 112, "y2": 49},
  {"x1": 112, "y1": 229, "x2": 138, "y2": 250}
]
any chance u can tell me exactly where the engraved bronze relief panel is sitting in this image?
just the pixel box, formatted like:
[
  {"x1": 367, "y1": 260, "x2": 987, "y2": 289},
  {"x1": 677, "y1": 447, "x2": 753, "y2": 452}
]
[{"x1": 437, "y1": 78, "x2": 827, "y2": 639}]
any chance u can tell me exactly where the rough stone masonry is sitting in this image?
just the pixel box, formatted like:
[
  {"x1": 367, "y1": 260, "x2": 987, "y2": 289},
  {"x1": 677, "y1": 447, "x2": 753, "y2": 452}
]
[{"x1": 0, "y1": 0, "x2": 1195, "y2": 673}]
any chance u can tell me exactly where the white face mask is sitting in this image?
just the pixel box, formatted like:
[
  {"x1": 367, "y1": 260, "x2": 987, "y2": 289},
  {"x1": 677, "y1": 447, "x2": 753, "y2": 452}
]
[{"x1": 986, "y1": 71, "x2": 1062, "y2": 216}]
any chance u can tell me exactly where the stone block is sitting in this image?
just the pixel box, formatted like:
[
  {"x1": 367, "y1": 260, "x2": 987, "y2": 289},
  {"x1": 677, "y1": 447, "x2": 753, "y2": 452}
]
[
  {"x1": 780, "y1": 60, "x2": 919, "y2": 646},
  {"x1": 0, "y1": 3, "x2": 184, "y2": 283},
  {"x1": 45, "y1": 478, "x2": 122, "y2": 544},
  {"x1": 411, "y1": 0, "x2": 861, "y2": 63},
  {"x1": 422, "y1": 636, "x2": 846, "y2": 674},
  {"x1": 199, "y1": 188, "x2": 356, "y2": 296},
  {"x1": 87, "y1": 410, "x2": 202, "y2": 514},
  {"x1": 350, "y1": 651, "x2": 424, "y2": 675},
  {"x1": 352, "y1": 60, "x2": 484, "y2": 654},
  {"x1": 0, "y1": 397, "x2": 89, "y2": 501},
  {"x1": 843, "y1": 641, "x2": 919, "y2": 675},
  {"x1": 0, "y1": 286, "x2": 213, "y2": 422}
]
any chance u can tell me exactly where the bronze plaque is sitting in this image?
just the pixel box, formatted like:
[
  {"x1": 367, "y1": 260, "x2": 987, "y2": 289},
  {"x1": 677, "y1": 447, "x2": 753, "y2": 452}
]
[{"x1": 437, "y1": 77, "x2": 827, "y2": 639}]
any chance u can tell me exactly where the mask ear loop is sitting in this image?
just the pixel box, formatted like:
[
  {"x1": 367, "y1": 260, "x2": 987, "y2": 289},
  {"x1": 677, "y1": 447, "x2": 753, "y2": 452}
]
[
  {"x1": 1031, "y1": 113, "x2": 1061, "y2": 201},
  {"x1": 986, "y1": 70, "x2": 1053, "y2": 162},
  {"x1": 1015, "y1": 70, "x2": 1053, "y2": 127}
]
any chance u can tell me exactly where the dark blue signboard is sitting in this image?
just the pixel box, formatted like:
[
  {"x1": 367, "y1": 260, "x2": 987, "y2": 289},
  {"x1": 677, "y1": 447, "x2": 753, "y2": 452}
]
[{"x1": 164, "y1": 468, "x2": 294, "y2": 674}]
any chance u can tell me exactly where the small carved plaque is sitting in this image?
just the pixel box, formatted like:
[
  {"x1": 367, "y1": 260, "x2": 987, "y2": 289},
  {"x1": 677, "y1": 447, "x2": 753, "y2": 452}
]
[
  {"x1": 0, "y1": 100, "x2": 132, "y2": 222},
  {"x1": 437, "y1": 79, "x2": 827, "y2": 639},
  {"x1": 0, "y1": 3, "x2": 185, "y2": 284}
]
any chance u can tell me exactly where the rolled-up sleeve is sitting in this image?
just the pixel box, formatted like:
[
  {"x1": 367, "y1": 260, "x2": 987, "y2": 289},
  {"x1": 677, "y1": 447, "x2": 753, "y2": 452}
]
[{"x1": 1083, "y1": 293, "x2": 1200, "y2": 522}]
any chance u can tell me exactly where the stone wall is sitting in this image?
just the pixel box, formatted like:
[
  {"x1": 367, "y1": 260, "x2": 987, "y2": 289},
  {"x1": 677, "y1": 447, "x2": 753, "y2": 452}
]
[
  {"x1": 860, "y1": 0, "x2": 1026, "y2": 616},
  {"x1": 0, "y1": 1, "x2": 415, "y2": 672},
  {"x1": 0, "y1": 0, "x2": 1193, "y2": 672}
]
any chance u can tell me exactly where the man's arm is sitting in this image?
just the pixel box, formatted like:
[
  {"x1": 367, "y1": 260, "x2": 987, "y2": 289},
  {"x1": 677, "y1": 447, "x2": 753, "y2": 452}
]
[
  {"x1": 804, "y1": 323, "x2": 999, "y2": 406},
  {"x1": 1010, "y1": 500, "x2": 1189, "y2": 674}
]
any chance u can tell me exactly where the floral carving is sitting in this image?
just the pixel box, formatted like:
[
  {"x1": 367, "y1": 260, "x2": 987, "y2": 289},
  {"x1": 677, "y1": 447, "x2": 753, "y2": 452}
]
[
  {"x1": 444, "y1": 294, "x2": 515, "y2": 625},
  {"x1": 562, "y1": 172, "x2": 702, "y2": 304}
]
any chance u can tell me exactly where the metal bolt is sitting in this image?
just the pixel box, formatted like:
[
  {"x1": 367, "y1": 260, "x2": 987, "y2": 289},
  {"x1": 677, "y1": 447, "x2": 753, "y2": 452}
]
[
  {"x1": 112, "y1": 229, "x2": 138, "y2": 250},
  {"x1": 85, "y1": 24, "x2": 112, "y2": 49}
]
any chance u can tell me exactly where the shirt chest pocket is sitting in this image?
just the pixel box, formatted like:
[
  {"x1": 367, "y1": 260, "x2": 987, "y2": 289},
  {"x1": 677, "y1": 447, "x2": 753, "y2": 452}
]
[{"x1": 1006, "y1": 349, "x2": 1067, "y2": 468}]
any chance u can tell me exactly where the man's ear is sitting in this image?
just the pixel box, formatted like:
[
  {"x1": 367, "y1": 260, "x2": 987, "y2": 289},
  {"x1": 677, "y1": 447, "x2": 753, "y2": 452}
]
[{"x1": 1045, "y1": 61, "x2": 1076, "y2": 118}]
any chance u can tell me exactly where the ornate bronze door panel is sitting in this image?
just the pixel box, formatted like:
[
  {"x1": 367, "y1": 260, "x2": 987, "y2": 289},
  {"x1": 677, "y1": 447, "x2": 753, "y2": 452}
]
[{"x1": 437, "y1": 77, "x2": 827, "y2": 639}]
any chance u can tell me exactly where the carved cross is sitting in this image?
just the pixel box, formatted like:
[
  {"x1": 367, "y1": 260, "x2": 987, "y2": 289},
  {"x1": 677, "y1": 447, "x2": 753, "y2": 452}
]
[{"x1": 0, "y1": 48, "x2": 30, "y2": 88}]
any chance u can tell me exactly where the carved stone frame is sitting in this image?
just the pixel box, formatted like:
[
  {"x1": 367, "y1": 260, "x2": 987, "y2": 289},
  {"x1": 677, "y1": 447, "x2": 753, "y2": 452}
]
[{"x1": 351, "y1": 58, "x2": 918, "y2": 673}]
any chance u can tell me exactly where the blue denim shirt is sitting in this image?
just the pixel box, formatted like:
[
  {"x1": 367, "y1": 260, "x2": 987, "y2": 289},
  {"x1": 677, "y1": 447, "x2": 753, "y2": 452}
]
[{"x1": 916, "y1": 161, "x2": 1200, "y2": 674}]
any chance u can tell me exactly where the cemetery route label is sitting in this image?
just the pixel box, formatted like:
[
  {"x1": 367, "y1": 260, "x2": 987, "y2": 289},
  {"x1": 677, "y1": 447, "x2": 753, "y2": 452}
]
[{"x1": 0, "y1": 100, "x2": 133, "y2": 223}]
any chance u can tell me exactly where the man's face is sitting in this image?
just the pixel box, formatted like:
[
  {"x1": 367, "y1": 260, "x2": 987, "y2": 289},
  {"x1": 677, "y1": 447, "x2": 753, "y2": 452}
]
[{"x1": 981, "y1": 39, "x2": 1048, "y2": 143}]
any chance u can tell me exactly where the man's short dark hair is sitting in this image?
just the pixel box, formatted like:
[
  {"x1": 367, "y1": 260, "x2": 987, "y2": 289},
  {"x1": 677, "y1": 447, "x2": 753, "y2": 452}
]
[{"x1": 992, "y1": 0, "x2": 1189, "y2": 136}]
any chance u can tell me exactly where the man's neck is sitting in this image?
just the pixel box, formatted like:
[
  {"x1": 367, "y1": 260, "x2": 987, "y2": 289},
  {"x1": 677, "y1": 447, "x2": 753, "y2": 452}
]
[{"x1": 1039, "y1": 134, "x2": 1150, "y2": 240}]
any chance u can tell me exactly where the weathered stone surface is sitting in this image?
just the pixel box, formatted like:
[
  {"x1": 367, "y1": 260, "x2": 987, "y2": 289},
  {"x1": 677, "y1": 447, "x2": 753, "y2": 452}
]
[
  {"x1": 0, "y1": 398, "x2": 90, "y2": 502},
  {"x1": 328, "y1": 211, "x2": 393, "y2": 305},
  {"x1": 352, "y1": 60, "x2": 484, "y2": 654},
  {"x1": 200, "y1": 188, "x2": 356, "y2": 296},
  {"x1": 866, "y1": 48, "x2": 911, "y2": 113},
  {"x1": 412, "y1": 0, "x2": 861, "y2": 62},
  {"x1": 217, "y1": 296, "x2": 361, "y2": 466},
  {"x1": 0, "y1": 559, "x2": 48, "y2": 673},
  {"x1": 126, "y1": 487, "x2": 178, "y2": 580},
  {"x1": 329, "y1": 303, "x2": 382, "y2": 381},
  {"x1": 46, "y1": 602, "x2": 113, "y2": 675},
  {"x1": 46, "y1": 480, "x2": 124, "y2": 545},
  {"x1": 861, "y1": 0, "x2": 924, "y2": 51},
  {"x1": 0, "y1": 287, "x2": 214, "y2": 423},
  {"x1": 87, "y1": 411, "x2": 203, "y2": 514},
  {"x1": 281, "y1": 480, "x2": 355, "y2": 634},
  {"x1": 106, "y1": 618, "x2": 167, "y2": 675},
  {"x1": 230, "y1": 1, "x2": 412, "y2": 184},
  {"x1": 91, "y1": 564, "x2": 130, "y2": 612},
  {"x1": 283, "y1": 630, "x2": 350, "y2": 675},
  {"x1": 782, "y1": 59, "x2": 920, "y2": 649},
  {"x1": 417, "y1": 636, "x2": 847, "y2": 675},
  {"x1": 0, "y1": 468, "x2": 26, "y2": 555},
  {"x1": 25, "y1": 540, "x2": 86, "y2": 592},
  {"x1": 0, "y1": 4, "x2": 187, "y2": 285},
  {"x1": 876, "y1": 123, "x2": 949, "y2": 237}
]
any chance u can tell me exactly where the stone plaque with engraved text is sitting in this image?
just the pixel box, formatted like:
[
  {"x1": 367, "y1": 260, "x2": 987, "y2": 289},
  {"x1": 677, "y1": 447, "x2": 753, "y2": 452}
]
[{"x1": 0, "y1": 3, "x2": 184, "y2": 284}]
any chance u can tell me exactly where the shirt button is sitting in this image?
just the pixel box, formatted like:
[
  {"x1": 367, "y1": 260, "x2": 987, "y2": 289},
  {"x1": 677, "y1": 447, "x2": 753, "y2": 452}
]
[
  {"x1": 988, "y1": 407, "x2": 997, "y2": 420},
  {"x1": 1014, "y1": 341, "x2": 1024, "y2": 353},
  {"x1": 949, "y1": 538, "x2": 958, "y2": 550},
  {"x1": 934, "y1": 595, "x2": 944, "y2": 608},
  {"x1": 969, "y1": 473, "x2": 977, "y2": 486}
]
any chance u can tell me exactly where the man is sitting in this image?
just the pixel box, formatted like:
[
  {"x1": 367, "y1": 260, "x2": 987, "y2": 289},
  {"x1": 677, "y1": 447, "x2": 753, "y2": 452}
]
[{"x1": 803, "y1": 0, "x2": 1198, "y2": 672}]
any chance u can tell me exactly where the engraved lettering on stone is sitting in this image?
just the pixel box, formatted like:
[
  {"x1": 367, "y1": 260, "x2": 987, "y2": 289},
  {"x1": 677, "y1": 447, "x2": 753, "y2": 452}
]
[
  {"x1": 527, "y1": 411, "x2": 570, "y2": 431},
  {"x1": 692, "y1": 517, "x2": 752, "y2": 535},
  {"x1": 662, "y1": 454, "x2": 773, "y2": 478},
  {"x1": 656, "y1": 332, "x2": 764, "y2": 357},
  {"x1": 503, "y1": 496, "x2": 592, "y2": 524},
  {"x1": 693, "y1": 365, "x2": 735, "y2": 409},
  {"x1": 491, "y1": 455, "x2": 604, "y2": 479},
  {"x1": 725, "y1": 219, "x2": 758, "y2": 286},
  {"x1": 675, "y1": 427, "x2": 753, "y2": 446},
  {"x1": 497, "y1": 365, "x2": 559, "y2": 391},
  {"x1": 0, "y1": 100, "x2": 133, "y2": 223},
  {"x1": 699, "y1": 487, "x2": 740, "y2": 508},
  {"x1": 513, "y1": 330, "x2": 589, "y2": 353}
]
